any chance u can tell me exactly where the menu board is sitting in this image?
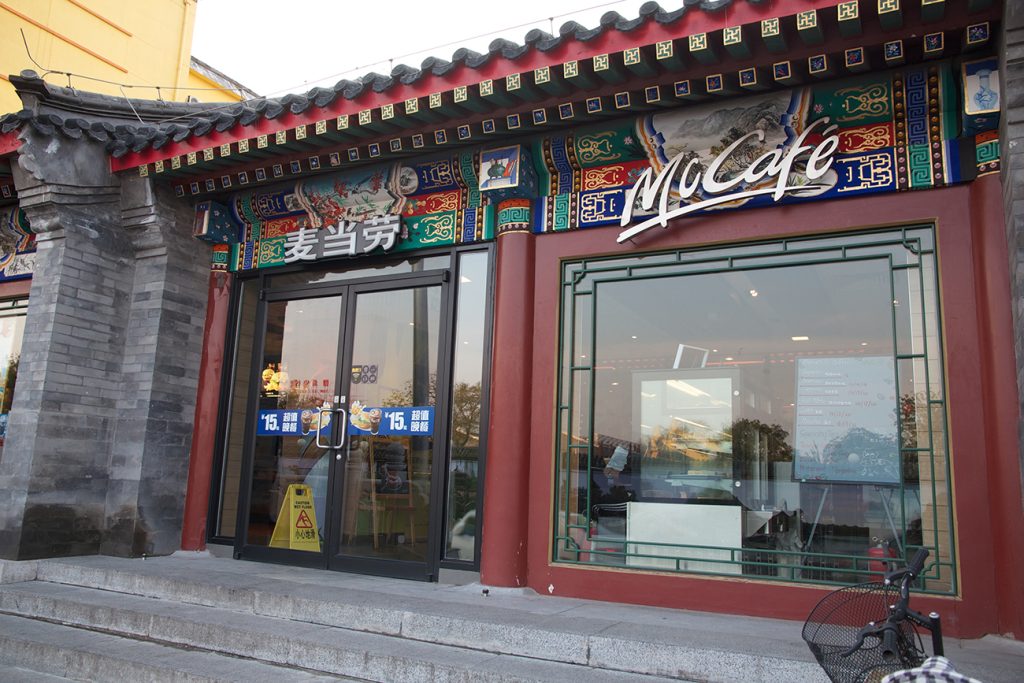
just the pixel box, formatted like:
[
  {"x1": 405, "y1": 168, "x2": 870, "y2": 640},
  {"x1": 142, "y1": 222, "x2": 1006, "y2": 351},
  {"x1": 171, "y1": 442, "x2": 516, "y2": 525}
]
[{"x1": 793, "y1": 356, "x2": 900, "y2": 484}]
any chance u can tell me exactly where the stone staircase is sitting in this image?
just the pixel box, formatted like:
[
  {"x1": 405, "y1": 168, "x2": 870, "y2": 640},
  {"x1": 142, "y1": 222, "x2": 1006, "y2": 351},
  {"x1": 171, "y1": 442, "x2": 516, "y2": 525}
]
[{"x1": 0, "y1": 555, "x2": 1018, "y2": 682}]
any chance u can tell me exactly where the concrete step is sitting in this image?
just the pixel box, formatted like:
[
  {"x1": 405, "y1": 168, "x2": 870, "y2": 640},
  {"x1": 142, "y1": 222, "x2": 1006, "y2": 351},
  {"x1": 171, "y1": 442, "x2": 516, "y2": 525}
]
[
  {"x1": 0, "y1": 581, "x2": 681, "y2": 683},
  {"x1": 25, "y1": 555, "x2": 827, "y2": 682},
  {"x1": 0, "y1": 613, "x2": 347, "y2": 682},
  {"x1": 0, "y1": 663, "x2": 79, "y2": 682}
]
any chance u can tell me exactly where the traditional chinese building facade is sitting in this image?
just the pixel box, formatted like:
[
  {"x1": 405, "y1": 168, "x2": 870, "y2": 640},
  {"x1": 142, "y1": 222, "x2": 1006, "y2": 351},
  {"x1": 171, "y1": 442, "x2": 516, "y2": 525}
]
[{"x1": 0, "y1": 0, "x2": 1021, "y2": 640}]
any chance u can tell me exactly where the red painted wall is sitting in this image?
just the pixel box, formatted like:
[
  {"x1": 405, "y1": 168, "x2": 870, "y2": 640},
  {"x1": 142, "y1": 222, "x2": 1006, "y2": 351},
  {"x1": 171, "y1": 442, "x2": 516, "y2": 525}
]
[{"x1": 480, "y1": 174, "x2": 1023, "y2": 638}]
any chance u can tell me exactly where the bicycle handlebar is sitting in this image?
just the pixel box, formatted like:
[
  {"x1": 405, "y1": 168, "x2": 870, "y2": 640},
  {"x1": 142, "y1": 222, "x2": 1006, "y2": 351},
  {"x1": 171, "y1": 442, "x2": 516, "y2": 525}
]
[
  {"x1": 839, "y1": 549, "x2": 933, "y2": 661},
  {"x1": 906, "y1": 548, "x2": 929, "y2": 577},
  {"x1": 881, "y1": 627, "x2": 900, "y2": 661}
]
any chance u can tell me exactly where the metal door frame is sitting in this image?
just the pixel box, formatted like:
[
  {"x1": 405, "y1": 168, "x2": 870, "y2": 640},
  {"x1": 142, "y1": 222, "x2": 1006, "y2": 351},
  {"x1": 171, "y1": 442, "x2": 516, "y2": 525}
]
[{"x1": 233, "y1": 269, "x2": 453, "y2": 581}]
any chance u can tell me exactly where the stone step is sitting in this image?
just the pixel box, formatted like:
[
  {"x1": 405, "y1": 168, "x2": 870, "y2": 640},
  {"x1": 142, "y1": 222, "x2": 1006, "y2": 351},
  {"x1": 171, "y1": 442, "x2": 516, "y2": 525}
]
[
  {"x1": 0, "y1": 581, "x2": 681, "y2": 683},
  {"x1": 0, "y1": 663, "x2": 79, "y2": 682},
  {"x1": 0, "y1": 613, "x2": 347, "y2": 682},
  {"x1": 28, "y1": 556, "x2": 826, "y2": 682}
]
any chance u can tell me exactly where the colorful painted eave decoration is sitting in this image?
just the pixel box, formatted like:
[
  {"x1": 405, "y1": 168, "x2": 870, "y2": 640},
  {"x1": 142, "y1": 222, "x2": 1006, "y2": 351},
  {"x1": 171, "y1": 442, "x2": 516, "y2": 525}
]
[
  {"x1": 206, "y1": 60, "x2": 999, "y2": 272},
  {"x1": 0, "y1": 207, "x2": 36, "y2": 282},
  {"x1": 129, "y1": 2, "x2": 1001, "y2": 178}
]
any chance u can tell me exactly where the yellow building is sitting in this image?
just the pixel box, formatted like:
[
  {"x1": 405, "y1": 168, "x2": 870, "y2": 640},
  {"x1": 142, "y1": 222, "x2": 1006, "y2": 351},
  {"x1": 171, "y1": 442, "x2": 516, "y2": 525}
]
[{"x1": 1, "y1": 0, "x2": 254, "y2": 114}]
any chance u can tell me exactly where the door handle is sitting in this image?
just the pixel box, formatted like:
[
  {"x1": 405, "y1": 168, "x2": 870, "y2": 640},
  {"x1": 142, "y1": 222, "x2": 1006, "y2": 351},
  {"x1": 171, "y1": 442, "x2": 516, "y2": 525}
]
[
  {"x1": 332, "y1": 408, "x2": 347, "y2": 450},
  {"x1": 315, "y1": 407, "x2": 332, "y2": 449}
]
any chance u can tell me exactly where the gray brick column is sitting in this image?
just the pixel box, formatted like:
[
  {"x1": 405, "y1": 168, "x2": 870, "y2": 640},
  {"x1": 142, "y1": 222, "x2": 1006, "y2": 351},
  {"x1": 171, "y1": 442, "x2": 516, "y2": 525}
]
[
  {"x1": 101, "y1": 176, "x2": 210, "y2": 557},
  {"x1": 0, "y1": 127, "x2": 211, "y2": 560},
  {"x1": 1002, "y1": 3, "x2": 1024, "y2": 499},
  {"x1": 0, "y1": 129, "x2": 131, "y2": 559}
]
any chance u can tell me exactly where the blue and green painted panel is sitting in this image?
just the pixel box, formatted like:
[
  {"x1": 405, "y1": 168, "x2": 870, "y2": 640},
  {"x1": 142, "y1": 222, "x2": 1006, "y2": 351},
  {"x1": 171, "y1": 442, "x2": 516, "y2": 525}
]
[
  {"x1": 0, "y1": 207, "x2": 35, "y2": 282},
  {"x1": 203, "y1": 58, "x2": 998, "y2": 272}
]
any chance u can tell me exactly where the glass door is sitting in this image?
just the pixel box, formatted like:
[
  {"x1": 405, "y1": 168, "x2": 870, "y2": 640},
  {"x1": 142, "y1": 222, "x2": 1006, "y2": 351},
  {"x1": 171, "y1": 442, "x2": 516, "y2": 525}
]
[
  {"x1": 328, "y1": 282, "x2": 446, "y2": 580},
  {"x1": 236, "y1": 272, "x2": 449, "y2": 580},
  {"x1": 239, "y1": 290, "x2": 346, "y2": 567}
]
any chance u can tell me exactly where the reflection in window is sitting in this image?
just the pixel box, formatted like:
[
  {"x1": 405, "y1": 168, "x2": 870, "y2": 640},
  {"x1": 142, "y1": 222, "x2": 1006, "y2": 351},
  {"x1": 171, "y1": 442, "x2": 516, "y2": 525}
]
[
  {"x1": 339, "y1": 286, "x2": 441, "y2": 562},
  {"x1": 247, "y1": 295, "x2": 343, "y2": 552},
  {"x1": 0, "y1": 298, "x2": 27, "y2": 453},
  {"x1": 444, "y1": 250, "x2": 490, "y2": 563},
  {"x1": 554, "y1": 228, "x2": 956, "y2": 592}
]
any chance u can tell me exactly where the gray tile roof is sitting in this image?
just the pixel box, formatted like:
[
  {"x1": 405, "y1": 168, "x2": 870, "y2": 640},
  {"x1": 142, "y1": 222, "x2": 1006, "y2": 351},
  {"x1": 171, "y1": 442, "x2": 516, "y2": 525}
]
[{"x1": 0, "y1": 1, "x2": 754, "y2": 159}]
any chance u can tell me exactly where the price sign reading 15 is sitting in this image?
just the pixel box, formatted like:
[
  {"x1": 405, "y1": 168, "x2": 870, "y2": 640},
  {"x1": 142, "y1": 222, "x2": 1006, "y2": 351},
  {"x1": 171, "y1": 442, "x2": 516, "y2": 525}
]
[
  {"x1": 261, "y1": 413, "x2": 279, "y2": 431},
  {"x1": 387, "y1": 412, "x2": 405, "y2": 431}
]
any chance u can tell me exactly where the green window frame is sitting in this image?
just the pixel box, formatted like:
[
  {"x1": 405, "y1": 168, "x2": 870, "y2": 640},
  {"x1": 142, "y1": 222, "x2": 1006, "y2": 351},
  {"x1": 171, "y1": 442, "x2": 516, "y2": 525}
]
[{"x1": 553, "y1": 226, "x2": 956, "y2": 594}]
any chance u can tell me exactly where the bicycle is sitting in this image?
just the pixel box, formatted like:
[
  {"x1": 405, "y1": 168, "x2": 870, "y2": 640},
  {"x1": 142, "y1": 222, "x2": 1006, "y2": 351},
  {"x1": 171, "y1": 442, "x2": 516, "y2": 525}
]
[{"x1": 802, "y1": 548, "x2": 946, "y2": 683}]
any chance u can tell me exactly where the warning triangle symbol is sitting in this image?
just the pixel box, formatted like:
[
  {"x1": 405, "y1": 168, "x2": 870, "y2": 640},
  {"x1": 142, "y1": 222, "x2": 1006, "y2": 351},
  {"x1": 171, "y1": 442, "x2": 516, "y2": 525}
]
[{"x1": 295, "y1": 509, "x2": 314, "y2": 529}]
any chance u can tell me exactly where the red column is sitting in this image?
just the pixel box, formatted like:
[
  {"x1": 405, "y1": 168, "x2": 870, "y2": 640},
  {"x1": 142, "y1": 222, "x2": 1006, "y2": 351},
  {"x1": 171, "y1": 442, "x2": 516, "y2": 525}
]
[
  {"x1": 180, "y1": 270, "x2": 232, "y2": 551},
  {"x1": 969, "y1": 175, "x2": 1024, "y2": 638},
  {"x1": 480, "y1": 217, "x2": 535, "y2": 586}
]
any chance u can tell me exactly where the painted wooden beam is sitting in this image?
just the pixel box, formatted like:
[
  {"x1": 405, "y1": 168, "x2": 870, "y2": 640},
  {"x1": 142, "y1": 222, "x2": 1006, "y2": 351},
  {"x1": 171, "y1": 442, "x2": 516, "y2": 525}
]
[
  {"x1": 844, "y1": 46, "x2": 870, "y2": 73},
  {"x1": 807, "y1": 53, "x2": 834, "y2": 80},
  {"x1": 452, "y1": 85, "x2": 491, "y2": 113},
  {"x1": 642, "y1": 84, "x2": 675, "y2": 107},
  {"x1": 722, "y1": 25, "x2": 751, "y2": 60},
  {"x1": 427, "y1": 90, "x2": 476, "y2": 118},
  {"x1": 836, "y1": 1, "x2": 862, "y2": 38},
  {"x1": 654, "y1": 39, "x2": 685, "y2": 71},
  {"x1": 760, "y1": 17, "x2": 787, "y2": 54},
  {"x1": 738, "y1": 66, "x2": 768, "y2": 91},
  {"x1": 592, "y1": 52, "x2": 628, "y2": 85},
  {"x1": 771, "y1": 60, "x2": 803, "y2": 87},
  {"x1": 379, "y1": 102, "x2": 418, "y2": 130},
  {"x1": 355, "y1": 107, "x2": 401, "y2": 134},
  {"x1": 402, "y1": 96, "x2": 444, "y2": 124},
  {"x1": 688, "y1": 32, "x2": 718, "y2": 65},
  {"x1": 703, "y1": 72, "x2": 737, "y2": 96},
  {"x1": 479, "y1": 78, "x2": 518, "y2": 108},
  {"x1": 623, "y1": 45, "x2": 658, "y2": 78},
  {"x1": 877, "y1": 0, "x2": 903, "y2": 32},
  {"x1": 672, "y1": 79, "x2": 708, "y2": 102},
  {"x1": 796, "y1": 9, "x2": 824, "y2": 46},
  {"x1": 533, "y1": 66, "x2": 570, "y2": 97},
  {"x1": 920, "y1": 0, "x2": 945, "y2": 23},
  {"x1": 562, "y1": 59, "x2": 597, "y2": 90},
  {"x1": 504, "y1": 72, "x2": 543, "y2": 103},
  {"x1": 883, "y1": 39, "x2": 906, "y2": 66},
  {"x1": 924, "y1": 30, "x2": 946, "y2": 58},
  {"x1": 964, "y1": 21, "x2": 992, "y2": 51}
]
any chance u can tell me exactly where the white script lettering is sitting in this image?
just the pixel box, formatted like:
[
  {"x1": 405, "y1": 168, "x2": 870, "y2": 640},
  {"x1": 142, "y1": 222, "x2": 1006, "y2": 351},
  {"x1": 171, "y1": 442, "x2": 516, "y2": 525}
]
[{"x1": 618, "y1": 118, "x2": 840, "y2": 243}]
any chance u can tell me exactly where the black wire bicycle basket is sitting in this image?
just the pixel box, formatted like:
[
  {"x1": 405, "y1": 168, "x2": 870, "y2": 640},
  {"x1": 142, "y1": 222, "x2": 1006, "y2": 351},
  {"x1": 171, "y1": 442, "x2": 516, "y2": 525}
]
[{"x1": 802, "y1": 582, "x2": 926, "y2": 683}]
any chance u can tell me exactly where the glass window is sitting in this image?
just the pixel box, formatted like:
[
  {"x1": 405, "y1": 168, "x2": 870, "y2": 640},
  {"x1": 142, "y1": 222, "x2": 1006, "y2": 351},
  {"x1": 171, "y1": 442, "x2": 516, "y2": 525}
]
[
  {"x1": 444, "y1": 250, "x2": 490, "y2": 562},
  {"x1": 554, "y1": 228, "x2": 955, "y2": 593},
  {"x1": 0, "y1": 297, "x2": 28, "y2": 453}
]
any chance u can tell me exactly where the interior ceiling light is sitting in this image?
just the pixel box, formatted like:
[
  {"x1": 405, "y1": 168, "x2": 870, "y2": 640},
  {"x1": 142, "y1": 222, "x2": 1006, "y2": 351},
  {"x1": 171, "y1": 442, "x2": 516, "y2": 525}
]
[
  {"x1": 749, "y1": 289, "x2": 758, "y2": 297},
  {"x1": 791, "y1": 336, "x2": 810, "y2": 341}
]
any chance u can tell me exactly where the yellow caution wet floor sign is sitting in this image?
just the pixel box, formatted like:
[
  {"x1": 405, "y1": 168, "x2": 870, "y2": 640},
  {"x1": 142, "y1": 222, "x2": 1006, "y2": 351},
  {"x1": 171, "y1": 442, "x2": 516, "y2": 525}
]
[{"x1": 269, "y1": 484, "x2": 320, "y2": 551}]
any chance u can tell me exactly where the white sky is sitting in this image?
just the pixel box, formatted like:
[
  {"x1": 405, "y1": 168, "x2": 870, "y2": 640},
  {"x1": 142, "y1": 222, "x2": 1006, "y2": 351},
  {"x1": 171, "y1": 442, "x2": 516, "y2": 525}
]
[{"x1": 192, "y1": 0, "x2": 653, "y2": 97}]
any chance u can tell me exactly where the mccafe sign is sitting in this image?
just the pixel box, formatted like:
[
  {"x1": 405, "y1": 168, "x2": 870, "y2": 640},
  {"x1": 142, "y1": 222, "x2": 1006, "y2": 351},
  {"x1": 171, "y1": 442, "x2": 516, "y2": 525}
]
[{"x1": 618, "y1": 118, "x2": 840, "y2": 243}]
